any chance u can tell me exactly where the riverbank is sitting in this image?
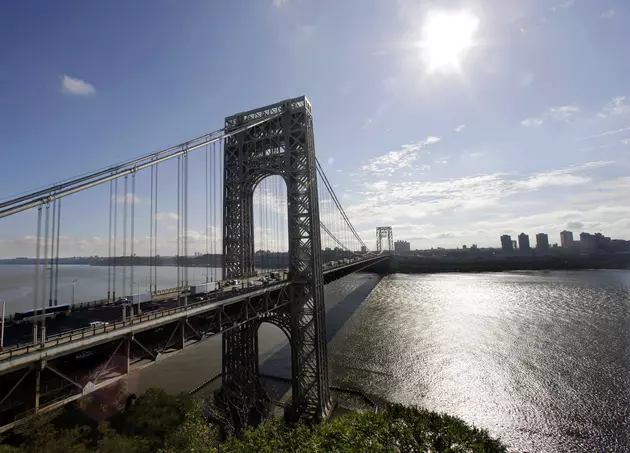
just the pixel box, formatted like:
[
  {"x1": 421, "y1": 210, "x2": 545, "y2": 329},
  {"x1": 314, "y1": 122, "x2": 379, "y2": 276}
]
[
  {"x1": 0, "y1": 387, "x2": 508, "y2": 452},
  {"x1": 393, "y1": 254, "x2": 630, "y2": 273}
]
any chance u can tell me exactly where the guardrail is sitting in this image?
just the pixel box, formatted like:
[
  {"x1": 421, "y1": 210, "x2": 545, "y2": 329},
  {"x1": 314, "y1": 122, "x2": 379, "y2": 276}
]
[
  {"x1": 0, "y1": 283, "x2": 291, "y2": 363},
  {"x1": 3, "y1": 287, "x2": 185, "y2": 324},
  {"x1": 0, "y1": 257, "x2": 383, "y2": 364}
]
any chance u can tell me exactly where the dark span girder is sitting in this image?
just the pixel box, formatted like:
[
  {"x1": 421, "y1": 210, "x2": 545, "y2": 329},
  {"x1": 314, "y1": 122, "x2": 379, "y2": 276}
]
[{"x1": 221, "y1": 96, "x2": 332, "y2": 422}]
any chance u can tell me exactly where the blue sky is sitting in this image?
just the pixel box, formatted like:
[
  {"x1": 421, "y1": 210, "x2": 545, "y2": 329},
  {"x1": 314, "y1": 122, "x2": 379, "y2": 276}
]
[{"x1": 1, "y1": 0, "x2": 629, "y2": 257}]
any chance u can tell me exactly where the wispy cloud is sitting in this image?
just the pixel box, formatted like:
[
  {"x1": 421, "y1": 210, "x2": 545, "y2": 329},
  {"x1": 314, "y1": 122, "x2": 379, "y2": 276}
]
[
  {"x1": 597, "y1": 96, "x2": 629, "y2": 118},
  {"x1": 521, "y1": 117, "x2": 543, "y2": 128},
  {"x1": 548, "y1": 105, "x2": 581, "y2": 122},
  {"x1": 550, "y1": 0, "x2": 575, "y2": 12},
  {"x1": 114, "y1": 193, "x2": 141, "y2": 204},
  {"x1": 454, "y1": 124, "x2": 466, "y2": 133},
  {"x1": 578, "y1": 126, "x2": 630, "y2": 140},
  {"x1": 347, "y1": 161, "x2": 614, "y2": 227},
  {"x1": 272, "y1": 0, "x2": 288, "y2": 7},
  {"x1": 154, "y1": 211, "x2": 178, "y2": 221},
  {"x1": 622, "y1": 139, "x2": 630, "y2": 145},
  {"x1": 601, "y1": 9, "x2": 616, "y2": 19},
  {"x1": 522, "y1": 104, "x2": 580, "y2": 127},
  {"x1": 359, "y1": 137, "x2": 441, "y2": 175},
  {"x1": 61, "y1": 75, "x2": 96, "y2": 95}
]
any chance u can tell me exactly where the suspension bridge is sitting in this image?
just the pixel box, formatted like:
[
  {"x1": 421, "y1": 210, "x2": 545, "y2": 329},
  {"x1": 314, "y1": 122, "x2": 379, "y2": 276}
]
[{"x1": 0, "y1": 96, "x2": 393, "y2": 432}]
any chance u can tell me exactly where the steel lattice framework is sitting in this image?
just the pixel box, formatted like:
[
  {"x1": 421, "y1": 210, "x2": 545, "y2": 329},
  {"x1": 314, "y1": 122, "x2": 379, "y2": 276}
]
[
  {"x1": 221, "y1": 96, "x2": 331, "y2": 422},
  {"x1": 376, "y1": 226, "x2": 394, "y2": 252}
]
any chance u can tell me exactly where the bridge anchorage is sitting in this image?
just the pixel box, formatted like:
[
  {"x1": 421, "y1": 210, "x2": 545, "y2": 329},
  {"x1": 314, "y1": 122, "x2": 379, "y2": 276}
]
[{"x1": 219, "y1": 96, "x2": 332, "y2": 426}]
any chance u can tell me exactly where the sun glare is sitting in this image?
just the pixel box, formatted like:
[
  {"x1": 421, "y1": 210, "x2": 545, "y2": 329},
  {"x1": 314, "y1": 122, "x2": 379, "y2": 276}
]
[{"x1": 420, "y1": 10, "x2": 480, "y2": 73}]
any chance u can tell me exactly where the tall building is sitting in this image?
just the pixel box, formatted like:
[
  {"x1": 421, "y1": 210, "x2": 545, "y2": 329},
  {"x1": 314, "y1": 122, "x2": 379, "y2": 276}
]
[
  {"x1": 560, "y1": 230, "x2": 574, "y2": 248},
  {"x1": 536, "y1": 233, "x2": 550, "y2": 251},
  {"x1": 518, "y1": 233, "x2": 531, "y2": 252},
  {"x1": 360, "y1": 245, "x2": 368, "y2": 253},
  {"x1": 512, "y1": 240, "x2": 517, "y2": 250},
  {"x1": 394, "y1": 240, "x2": 411, "y2": 252},
  {"x1": 500, "y1": 235, "x2": 513, "y2": 252}
]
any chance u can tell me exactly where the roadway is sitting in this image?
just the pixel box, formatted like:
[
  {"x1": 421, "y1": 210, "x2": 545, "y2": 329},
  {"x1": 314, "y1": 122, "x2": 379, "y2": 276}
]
[{"x1": 1, "y1": 273, "x2": 278, "y2": 349}]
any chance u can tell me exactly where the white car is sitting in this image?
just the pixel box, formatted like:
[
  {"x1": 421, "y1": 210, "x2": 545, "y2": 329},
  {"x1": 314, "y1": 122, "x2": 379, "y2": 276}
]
[{"x1": 89, "y1": 321, "x2": 110, "y2": 327}]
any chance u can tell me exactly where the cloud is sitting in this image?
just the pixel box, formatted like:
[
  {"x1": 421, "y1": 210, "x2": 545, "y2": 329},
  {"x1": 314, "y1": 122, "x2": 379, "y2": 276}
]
[
  {"x1": 548, "y1": 105, "x2": 581, "y2": 122},
  {"x1": 622, "y1": 139, "x2": 630, "y2": 145},
  {"x1": 345, "y1": 161, "x2": 614, "y2": 230},
  {"x1": 578, "y1": 126, "x2": 630, "y2": 140},
  {"x1": 597, "y1": 96, "x2": 629, "y2": 118},
  {"x1": 61, "y1": 75, "x2": 96, "y2": 95},
  {"x1": 327, "y1": 157, "x2": 335, "y2": 165},
  {"x1": 521, "y1": 117, "x2": 543, "y2": 128},
  {"x1": 154, "y1": 211, "x2": 178, "y2": 221},
  {"x1": 114, "y1": 193, "x2": 141, "y2": 204},
  {"x1": 566, "y1": 221, "x2": 584, "y2": 229},
  {"x1": 272, "y1": 0, "x2": 287, "y2": 7},
  {"x1": 550, "y1": 0, "x2": 575, "y2": 12},
  {"x1": 454, "y1": 124, "x2": 466, "y2": 133},
  {"x1": 358, "y1": 136, "x2": 441, "y2": 175},
  {"x1": 522, "y1": 104, "x2": 580, "y2": 126},
  {"x1": 601, "y1": 9, "x2": 616, "y2": 19}
]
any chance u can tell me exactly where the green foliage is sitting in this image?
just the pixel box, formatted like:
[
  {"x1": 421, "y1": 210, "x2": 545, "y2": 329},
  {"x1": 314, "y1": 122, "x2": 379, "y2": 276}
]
[
  {"x1": 10, "y1": 415, "x2": 90, "y2": 453},
  {"x1": 0, "y1": 391, "x2": 507, "y2": 453},
  {"x1": 220, "y1": 405, "x2": 507, "y2": 453},
  {"x1": 119, "y1": 389, "x2": 195, "y2": 449}
]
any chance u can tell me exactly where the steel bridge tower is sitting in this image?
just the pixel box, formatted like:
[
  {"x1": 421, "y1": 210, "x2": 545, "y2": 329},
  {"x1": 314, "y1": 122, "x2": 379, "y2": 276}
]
[
  {"x1": 221, "y1": 96, "x2": 331, "y2": 423},
  {"x1": 376, "y1": 226, "x2": 394, "y2": 252}
]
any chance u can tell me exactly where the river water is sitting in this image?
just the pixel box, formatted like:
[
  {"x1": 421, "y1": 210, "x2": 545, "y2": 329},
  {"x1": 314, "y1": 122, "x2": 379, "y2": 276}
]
[{"x1": 1, "y1": 266, "x2": 629, "y2": 451}]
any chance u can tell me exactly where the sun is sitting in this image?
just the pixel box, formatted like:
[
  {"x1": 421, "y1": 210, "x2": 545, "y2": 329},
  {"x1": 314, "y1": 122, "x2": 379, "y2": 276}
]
[{"x1": 419, "y1": 10, "x2": 480, "y2": 73}]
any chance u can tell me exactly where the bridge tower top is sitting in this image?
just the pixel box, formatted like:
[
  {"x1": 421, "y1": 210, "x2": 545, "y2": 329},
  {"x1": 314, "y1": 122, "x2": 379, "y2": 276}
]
[{"x1": 376, "y1": 226, "x2": 394, "y2": 253}]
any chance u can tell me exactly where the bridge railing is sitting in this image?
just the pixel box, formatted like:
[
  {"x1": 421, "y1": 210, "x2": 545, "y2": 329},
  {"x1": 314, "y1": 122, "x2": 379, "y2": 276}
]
[
  {"x1": 0, "y1": 256, "x2": 382, "y2": 363},
  {"x1": 0, "y1": 281, "x2": 292, "y2": 362}
]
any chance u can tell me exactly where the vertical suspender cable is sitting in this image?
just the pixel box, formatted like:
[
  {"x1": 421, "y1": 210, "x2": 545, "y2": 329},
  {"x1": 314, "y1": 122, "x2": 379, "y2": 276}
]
[
  {"x1": 113, "y1": 178, "x2": 118, "y2": 301},
  {"x1": 33, "y1": 206, "x2": 42, "y2": 341},
  {"x1": 177, "y1": 156, "x2": 181, "y2": 291},
  {"x1": 41, "y1": 204, "x2": 50, "y2": 335},
  {"x1": 108, "y1": 180, "x2": 113, "y2": 301},
  {"x1": 185, "y1": 150, "x2": 189, "y2": 287},
  {"x1": 54, "y1": 199, "x2": 61, "y2": 306},
  {"x1": 154, "y1": 164, "x2": 159, "y2": 292},
  {"x1": 48, "y1": 199, "x2": 56, "y2": 307},
  {"x1": 123, "y1": 176, "x2": 128, "y2": 299},
  {"x1": 131, "y1": 172, "x2": 136, "y2": 303},
  {"x1": 149, "y1": 165, "x2": 154, "y2": 294},
  {"x1": 205, "y1": 144, "x2": 209, "y2": 283}
]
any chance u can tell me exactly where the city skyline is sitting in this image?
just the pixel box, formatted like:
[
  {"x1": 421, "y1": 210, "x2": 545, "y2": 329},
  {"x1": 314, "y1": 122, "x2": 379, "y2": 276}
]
[{"x1": 1, "y1": 0, "x2": 630, "y2": 257}]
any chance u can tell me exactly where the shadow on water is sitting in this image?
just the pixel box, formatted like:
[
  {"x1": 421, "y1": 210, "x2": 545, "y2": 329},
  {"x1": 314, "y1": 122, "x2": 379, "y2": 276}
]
[{"x1": 259, "y1": 274, "x2": 381, "y2": 398}]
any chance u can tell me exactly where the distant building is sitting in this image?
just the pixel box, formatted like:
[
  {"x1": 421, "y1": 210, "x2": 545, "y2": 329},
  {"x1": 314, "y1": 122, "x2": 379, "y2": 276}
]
[
  {"x1": 560, "y1": 230, "x2": 574, "y2": 248},
  {"x1": 394, "y1": 240, "x2": 411, "y2": 252},
  {"x1": 536, "y1": 233, "x2": 549, "y2": 251},
  {"x1": 500, "y1": 235, "x2": 512, "y2": 252},
  {"x1": 361, "y1": 245, "x2": 368, "y2": 253},
  {"x1": 512, "y1": 240, "x2": 517, "y2": 250},
  {"x1": 518, "y1": 233, "x2": 531, "y2": 252}
]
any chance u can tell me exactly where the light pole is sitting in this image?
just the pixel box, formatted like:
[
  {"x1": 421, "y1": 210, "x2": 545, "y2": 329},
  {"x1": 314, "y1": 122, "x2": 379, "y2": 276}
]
[
  {"x1": 72, "y1": 280, "x2": 78, "y2": 306},
  {"x1": 145, "y1": 274, "x2": 149, "y2": 293}
]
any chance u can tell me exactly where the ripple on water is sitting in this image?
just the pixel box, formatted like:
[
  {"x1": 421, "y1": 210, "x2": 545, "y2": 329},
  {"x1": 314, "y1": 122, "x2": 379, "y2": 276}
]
[{"x1": 327, "y1": 270, "x2": 630, "y2": 452}]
